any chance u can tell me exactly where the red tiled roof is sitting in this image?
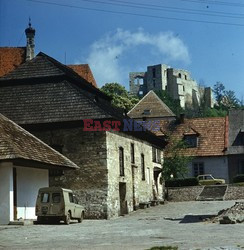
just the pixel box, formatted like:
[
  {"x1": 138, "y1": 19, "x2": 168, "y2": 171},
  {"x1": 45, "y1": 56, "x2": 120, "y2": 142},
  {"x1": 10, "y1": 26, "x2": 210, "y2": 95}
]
[
  {"x1": 0, "y1": 47, "x2": 26, "y2": 77},
  {"x1": 68, "y1": 64, "x2": 97, "y2": 88},
  {"x1": 155, "y1": 117, "x2": 227, "y2": 157}
]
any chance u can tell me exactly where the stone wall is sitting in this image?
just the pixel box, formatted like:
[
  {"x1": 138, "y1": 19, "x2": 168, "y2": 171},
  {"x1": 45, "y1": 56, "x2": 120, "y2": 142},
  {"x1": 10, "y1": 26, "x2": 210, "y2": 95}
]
[
  {"x1": 225, "y1": 185, "x2": 244, "y2": 200},
  {"x1": 31, "y1": 127, "x2": 163, "y2": 219},
  {"x1": 32, "y1": 128, "x2": 109, "y2": 219},
  {"x1": 106, "y1": 131, "x2": 163, "y2": 218},
  {"x1": 167, "y1": 186, "x2": 204, "y2": 202}
]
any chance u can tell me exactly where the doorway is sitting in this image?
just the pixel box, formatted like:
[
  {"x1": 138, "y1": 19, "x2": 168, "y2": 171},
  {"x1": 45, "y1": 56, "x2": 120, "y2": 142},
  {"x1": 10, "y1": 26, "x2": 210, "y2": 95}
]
[
  {"x1": 13, "y1": 167, "x2": 17, "y2": 220},
  {"x1": 119, "y1": 182, "x2": 128, "y2": 215}
]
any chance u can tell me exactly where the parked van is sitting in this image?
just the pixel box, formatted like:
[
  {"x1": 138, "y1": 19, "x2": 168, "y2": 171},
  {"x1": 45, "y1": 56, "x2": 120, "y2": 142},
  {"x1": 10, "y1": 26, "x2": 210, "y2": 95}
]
[{"x1": 36, "y1": 187, "x2": 84, "y2": 225}]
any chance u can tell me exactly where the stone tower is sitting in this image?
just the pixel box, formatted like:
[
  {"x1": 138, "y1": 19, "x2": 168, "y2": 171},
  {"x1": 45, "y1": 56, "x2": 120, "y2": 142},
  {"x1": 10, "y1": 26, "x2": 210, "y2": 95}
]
[{"x1": 25, "y1": 19, "x2": 35, "y2": 61}]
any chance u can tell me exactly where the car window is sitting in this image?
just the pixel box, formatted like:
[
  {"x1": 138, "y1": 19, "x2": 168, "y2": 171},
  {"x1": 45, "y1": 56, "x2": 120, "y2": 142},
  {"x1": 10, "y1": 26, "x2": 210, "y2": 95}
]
[
  {"x1": 41, "y1": 193, "x2": 49, "y2": 203},
  {"x1": 69, "y1": 193, "x2": 74, "y2": 203},
  {"x1": 52, "y1": 193, "x2": 61, "y2": 203},
  {"x1": 206, "y1": 176, "x2": 213, "y2": 180}
]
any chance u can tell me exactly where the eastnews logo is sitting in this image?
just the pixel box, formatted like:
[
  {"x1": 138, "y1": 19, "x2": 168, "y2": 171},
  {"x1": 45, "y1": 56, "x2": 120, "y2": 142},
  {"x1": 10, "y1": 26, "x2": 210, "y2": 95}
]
[{"x1": 83, "y1": 119, "x2": 160, "y2": 132}]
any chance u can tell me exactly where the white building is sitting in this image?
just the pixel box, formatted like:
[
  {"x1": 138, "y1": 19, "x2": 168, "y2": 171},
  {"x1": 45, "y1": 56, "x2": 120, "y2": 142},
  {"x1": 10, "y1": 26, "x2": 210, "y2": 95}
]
[{"x1": 0, "y1": 114, "x2": 78, "y2": 224}]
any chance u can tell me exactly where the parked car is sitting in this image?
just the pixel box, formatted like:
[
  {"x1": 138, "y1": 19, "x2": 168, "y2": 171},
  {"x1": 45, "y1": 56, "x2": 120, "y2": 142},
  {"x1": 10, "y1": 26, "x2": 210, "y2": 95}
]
[
  {"x1": 36, "y1": 187, "x2": 84, "y2": 225},
  {"x1": 197, "y1": 174, "x2": 225, "y2": 185}
]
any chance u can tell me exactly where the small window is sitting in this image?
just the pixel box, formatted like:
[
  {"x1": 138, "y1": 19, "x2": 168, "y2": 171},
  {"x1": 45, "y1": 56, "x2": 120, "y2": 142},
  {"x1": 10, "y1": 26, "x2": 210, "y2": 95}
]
[
  {"x1": 141, "y1": 154, "x2": 145, "y2": 180},
  {"x1": 143, "y1": 109, "x2": 151, "y2": 115},
  {"x1": 139, "y1": 90, "x2": 143, "y2": 95},
  {"x1": 183, "y1": 86, "x2": 185, "y2": 92},
  {"x1": 178, "y1": 73, "x2": 181, "y2": 78},
  {"x1": 152, "y1": 147, "x2": 157, "y2": 162},
  {"x1": 193, "y1": 163, "x2": 204, "y2": 177},
  {"x1": 52, "y1": 193, "x2": 61, "y2": 203},
  {"x1": 156, "y1": 149, "x2": 161, "y2": 163},
  {"x1": 74, "y1": 196, "x2": 79, "y2": 204},
  {"x1": 41, "y1": 193, "x2": 49, "y2": 203},
  {"x1": 185, "y1": 75, "x2": 187, "y2": 80},
  {"x1": 184, "y1": 135, "x2": 198, "y2": 148},
  {"x1": 131, "y1": 143, "x2": 135, "y2": 164},
  {"x1": 69, "y1": 193, "x2": 74, "y2": 203},
  {"x1": 119, "y1": 147, "x2": 125, "y2": 176}
]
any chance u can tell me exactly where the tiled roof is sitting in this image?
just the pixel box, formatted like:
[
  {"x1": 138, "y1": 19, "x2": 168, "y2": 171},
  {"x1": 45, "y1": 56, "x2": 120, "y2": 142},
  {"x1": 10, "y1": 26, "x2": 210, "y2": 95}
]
[
  {"x1": 0, "y1": 47, "x2": 26, "y2": 77},
  {"x1": 128, "y1": 90, "x2": 175, "y2": 119},
  {"x1": 68, "y1": 64, "x2": 97, "y2": 88},
  {"x1": 0, "y1": 113, "x2": 78, "y2": 169},
  {"x1": 155, "y1": 117, "x2": 227, "y2": 157}
]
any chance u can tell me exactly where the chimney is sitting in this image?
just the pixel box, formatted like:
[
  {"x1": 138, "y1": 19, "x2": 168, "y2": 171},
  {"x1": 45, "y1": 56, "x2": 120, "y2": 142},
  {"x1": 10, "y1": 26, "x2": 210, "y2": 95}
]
[{"x1": 25, "y1": 18, "x2": 35, "y2": 61}]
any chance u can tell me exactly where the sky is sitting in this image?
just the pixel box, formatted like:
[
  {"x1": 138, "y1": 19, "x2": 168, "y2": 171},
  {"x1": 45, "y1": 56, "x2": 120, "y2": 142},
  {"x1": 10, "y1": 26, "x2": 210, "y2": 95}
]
[{"x1": 0, "y1": 0, "x2": 244, "y2": 100}]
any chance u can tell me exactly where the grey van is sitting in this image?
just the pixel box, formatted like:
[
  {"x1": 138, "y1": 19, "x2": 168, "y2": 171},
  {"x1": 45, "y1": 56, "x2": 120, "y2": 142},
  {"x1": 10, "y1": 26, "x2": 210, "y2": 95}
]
[{"x1": 36, "y1": 187, "x2": 85, "y2": 225}]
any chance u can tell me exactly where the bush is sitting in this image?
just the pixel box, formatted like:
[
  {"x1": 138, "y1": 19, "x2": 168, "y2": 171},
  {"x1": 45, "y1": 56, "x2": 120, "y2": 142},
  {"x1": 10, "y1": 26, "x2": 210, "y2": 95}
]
[
  {"x1": 165, "y1": 177, "x2": 199, "y2": 187},
  {"x1": 233, "y1": 175, "x2": 244, "y2": 183}
]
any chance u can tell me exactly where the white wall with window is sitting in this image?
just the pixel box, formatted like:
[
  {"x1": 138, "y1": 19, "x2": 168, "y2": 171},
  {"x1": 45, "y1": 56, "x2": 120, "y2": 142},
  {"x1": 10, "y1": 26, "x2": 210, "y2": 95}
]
[{"x1": 187, "y1": 156, "x2": 229, "y2": 182}]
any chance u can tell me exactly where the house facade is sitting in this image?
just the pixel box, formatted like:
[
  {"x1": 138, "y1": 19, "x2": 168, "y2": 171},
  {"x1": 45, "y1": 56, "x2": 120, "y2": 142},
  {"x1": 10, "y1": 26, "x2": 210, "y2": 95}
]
[
  {"x1": 0, "y1": 52, "x2": 166, "y2": 219},
  {"x1": 227, "y1": 109, "x2": 244, "y2": 182},
  {"x1": 0, "y1": 114, "x2": 78, "y2": 224}
]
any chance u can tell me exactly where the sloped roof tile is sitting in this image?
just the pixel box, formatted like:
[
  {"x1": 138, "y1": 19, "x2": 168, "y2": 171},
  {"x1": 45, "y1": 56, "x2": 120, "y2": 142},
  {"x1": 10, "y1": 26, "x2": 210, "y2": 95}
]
[{"x1": 0, "y1": 113, "x2": 78, "y2": 169}]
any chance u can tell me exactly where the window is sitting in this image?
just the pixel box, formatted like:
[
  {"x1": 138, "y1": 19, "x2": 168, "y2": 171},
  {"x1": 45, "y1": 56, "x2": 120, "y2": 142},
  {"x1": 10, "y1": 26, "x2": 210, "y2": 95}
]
[
  {"x1": 178, "y1": 73, "x2": 182, "y2": 78},
  {"x1": 69, "y1": 193, "x2": 74, "y2": 203},
  {"x1": 193, "y1": 163, "x2": 204, "y2": 177},
  {"x1": 185, "y1": 75, "x2": 187, "y2": 80},
  {"x1": 152, "y1": 68, "x2": 156, "y2": 78},
  {"x1": 152, "y1": 147, "x2": 161, "y2": 163},
  {"x1": 131, "y1": 143, "x2": 135, "y2": 164},
  {"x1": 183, "y1": 86, "x2": 185, "y2": 92},
  {"x1": 143, "y1": 109, "x2": 151, "y2": 115},
  {"x1": 152, "y1": 147, "x2": 157, "y2": 162},
  {"x1": 119, "y1": 147, "x2": 125, "y2": 176},
  {"x1": 141, "y1": 154, "x2": 145, "y2": 180},
  {"x1": 41, "y1": 193, "x2": 49, "y2": 203},
  {"x1": 147, "y1": 168, "x2": 150, "y2": 184},
  {"x1": 184, "y1": 135, "x2": 198, "y2": 148},
  {"x1": 52, "y1": 193, "x2": 61, "y2": 203}
]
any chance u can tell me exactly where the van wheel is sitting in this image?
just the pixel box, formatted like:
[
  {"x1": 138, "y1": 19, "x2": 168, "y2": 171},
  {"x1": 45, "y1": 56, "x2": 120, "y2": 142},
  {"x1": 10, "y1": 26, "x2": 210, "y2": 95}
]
[
  {"x1": 77, "y1": 212, "x2": 84, "y2": 223},
  {"x1": 64, "y1": 212, "x2": 71, "y2": 225}
]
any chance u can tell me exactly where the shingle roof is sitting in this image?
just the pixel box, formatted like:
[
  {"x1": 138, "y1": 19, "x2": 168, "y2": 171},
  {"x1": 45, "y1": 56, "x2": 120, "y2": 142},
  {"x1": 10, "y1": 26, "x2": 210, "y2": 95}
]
[
  {"x1": 128, "y1": 90, "x2": 175, "y2": 119},
  {"x1": 68, "y1": 64, "x2": 97, "y2": 88},
  {"x1": 0, "y1": 47, "x2": 26, "y2": 77},
  {"x1": 155, "y1": 117, "x2": 227, "y2": 157},
  {"x1": 0, "y1": 113, "x2": 78, "y2": 169},
  {"x1": 0, "y1": 80, "x2": 110, "y2": 125}
]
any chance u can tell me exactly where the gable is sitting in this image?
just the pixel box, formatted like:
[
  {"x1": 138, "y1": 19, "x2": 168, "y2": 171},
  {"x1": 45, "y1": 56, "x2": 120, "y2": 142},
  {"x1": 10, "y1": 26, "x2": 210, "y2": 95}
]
[{"x1": 128, "y1": 90, "x2": 175, "y2": 119}]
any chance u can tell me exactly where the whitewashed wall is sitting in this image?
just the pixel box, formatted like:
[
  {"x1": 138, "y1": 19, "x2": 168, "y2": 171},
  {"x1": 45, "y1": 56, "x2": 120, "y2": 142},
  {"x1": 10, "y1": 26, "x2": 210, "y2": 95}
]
[
  {"x1": 16, "y1": 166, "x2": 48, "y2": 220},
  {"x1": 0, "y1": 162, "x2": 14, "y2": 224}
]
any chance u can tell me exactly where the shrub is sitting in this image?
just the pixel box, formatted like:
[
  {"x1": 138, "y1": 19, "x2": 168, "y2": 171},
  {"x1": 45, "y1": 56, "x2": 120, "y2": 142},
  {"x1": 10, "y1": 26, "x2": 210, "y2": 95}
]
[
  {"x1": 233, "y1": 175, "x2": 244, "y2": 183},
  {"x1": 165, "y1": 177, "x2": 199, "y2": 187}
]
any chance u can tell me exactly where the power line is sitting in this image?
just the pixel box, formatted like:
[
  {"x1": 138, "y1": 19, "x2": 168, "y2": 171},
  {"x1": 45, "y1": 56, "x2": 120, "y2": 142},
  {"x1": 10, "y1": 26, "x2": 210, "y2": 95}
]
[
  {"x1": 25, "y1": 0, "x2": 244, "y2": 27},
  {"x1": 79, "y1": 0, "x2": 244, "y2": 19},
  {"x1": 174, "y1": 0, "x2": 244, "y2": 7}
]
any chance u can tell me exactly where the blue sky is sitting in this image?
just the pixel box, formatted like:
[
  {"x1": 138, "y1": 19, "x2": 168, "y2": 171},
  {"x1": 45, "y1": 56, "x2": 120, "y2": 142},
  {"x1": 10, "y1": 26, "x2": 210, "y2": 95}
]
[{"x1": 0, "y1": 0, "x2": 244, "y2": 100}]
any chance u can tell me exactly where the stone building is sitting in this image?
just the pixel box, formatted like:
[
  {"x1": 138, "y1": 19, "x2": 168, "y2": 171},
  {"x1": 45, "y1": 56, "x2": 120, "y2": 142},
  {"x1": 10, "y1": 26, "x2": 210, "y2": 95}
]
[
  {"x1": 129, "y1": 64, "x2": 214, "y2": 109},
  {"x1": 0, "y1": 51, "x2": 166, "y2": 219}
]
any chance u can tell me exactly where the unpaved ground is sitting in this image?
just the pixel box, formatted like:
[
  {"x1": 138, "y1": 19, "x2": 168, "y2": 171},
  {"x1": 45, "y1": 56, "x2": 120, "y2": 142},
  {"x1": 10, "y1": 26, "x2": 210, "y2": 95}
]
[{"x1": 0, "y1": 200, "x2": 244, "y2": 250}]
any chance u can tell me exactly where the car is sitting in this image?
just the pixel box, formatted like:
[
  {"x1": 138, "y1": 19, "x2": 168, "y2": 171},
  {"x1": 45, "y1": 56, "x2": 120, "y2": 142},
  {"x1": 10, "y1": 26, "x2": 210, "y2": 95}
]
[
  {"x1": 197, "y1": 174, "x2": 225, "y2": 185},
  {"x1": 36, "y1": 187, "x2": 85, "y2": 225}
]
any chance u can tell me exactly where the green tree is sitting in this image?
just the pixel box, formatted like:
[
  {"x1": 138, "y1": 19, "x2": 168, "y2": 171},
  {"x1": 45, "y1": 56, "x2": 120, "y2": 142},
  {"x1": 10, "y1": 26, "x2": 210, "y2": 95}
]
[
  {"x1": 101, "y1": 83, "x2": 139, "y2": 111},
  {"x1": 162, "y1": 139, "x2": 193, "y2": 180}
]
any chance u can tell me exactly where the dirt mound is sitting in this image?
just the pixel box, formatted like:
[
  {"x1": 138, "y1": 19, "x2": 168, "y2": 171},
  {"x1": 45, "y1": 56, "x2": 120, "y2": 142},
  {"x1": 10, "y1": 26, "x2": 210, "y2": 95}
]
[{"x1": 208, "y1": 202, "x2": 244, "y2": 224}]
